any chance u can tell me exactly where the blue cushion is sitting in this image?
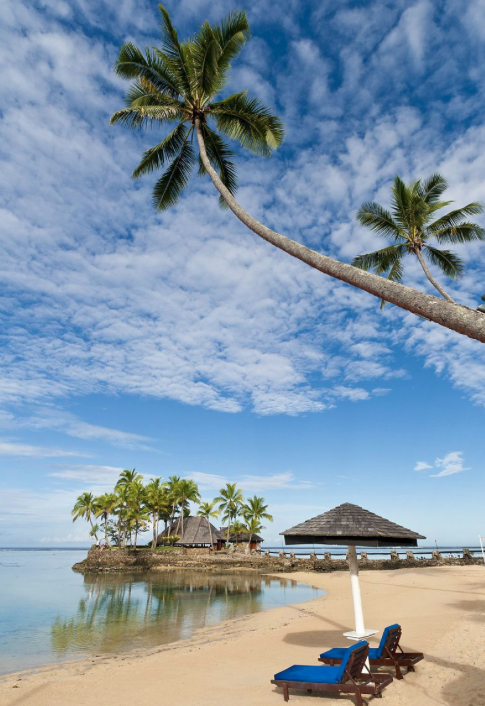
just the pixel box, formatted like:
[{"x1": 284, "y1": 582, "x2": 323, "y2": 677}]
[
  {"x1": 320, "y1": 627, "x2": 401, "y2": 662},
  {"x1": 320, "y1": 640, "x2": 367, "y2": 681},
  {"x1": 276, "y1": 641, "x2": 368, "y2": 686},
  {"x1": 374, "y1": 624, "x2": 401, "y2": 658},
  {"x1": 328, "y1": 640, "x2": 368, "y2": 682},
  {"x1": 274, "y1": 665, "x2": 344, "y2": 685}
]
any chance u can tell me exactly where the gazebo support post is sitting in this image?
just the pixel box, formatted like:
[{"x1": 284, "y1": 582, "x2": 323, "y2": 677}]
[{"x1": 348, "y1": 545, "x2": 365, "y2": 635}]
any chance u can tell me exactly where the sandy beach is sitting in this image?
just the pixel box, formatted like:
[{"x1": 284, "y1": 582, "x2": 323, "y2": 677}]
[{"x1": 1, "y1": 565, "x2": 484, "y2": 706}]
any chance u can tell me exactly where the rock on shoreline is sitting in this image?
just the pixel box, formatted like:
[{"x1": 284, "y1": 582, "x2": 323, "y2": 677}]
[{"x1": 72, "y1": 547, "x2": 483, "y2": 574}]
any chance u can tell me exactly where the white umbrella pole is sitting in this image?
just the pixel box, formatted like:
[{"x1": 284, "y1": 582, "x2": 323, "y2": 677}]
[{"x1": 348, "y1": 545, "x2": 365, "y2": 635}]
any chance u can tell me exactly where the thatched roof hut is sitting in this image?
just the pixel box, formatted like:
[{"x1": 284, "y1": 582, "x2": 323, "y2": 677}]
[
  {"x1": 281, "y1": 502, "x2": 425, "y2": 547},
  {"x1": 157, "y1": 516, "x2": 225, "y2": 547},
  {"x1": 221, "y1": 530, "x2": 264, "y2": 544}
]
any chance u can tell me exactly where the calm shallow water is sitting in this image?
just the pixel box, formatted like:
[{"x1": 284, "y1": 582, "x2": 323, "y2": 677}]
[{"x1": 0, "y1": 550, "x2": 322, "y2": 675}]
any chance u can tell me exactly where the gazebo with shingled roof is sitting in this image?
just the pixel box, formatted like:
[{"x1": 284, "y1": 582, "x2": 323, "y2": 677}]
[
  {"x1": 282, "y1": 502, "x2": 425, "y2": 547},
  {"x1": 282, "y1": 502, "x2": 425, "y2": 641}
]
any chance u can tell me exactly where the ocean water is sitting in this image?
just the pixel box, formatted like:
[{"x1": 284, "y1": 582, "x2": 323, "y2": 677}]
[{"x1": 0, "y1": 549, "x2": 322, "y2": 676}]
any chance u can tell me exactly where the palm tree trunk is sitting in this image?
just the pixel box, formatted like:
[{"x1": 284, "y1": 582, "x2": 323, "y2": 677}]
[
  {"x1": 88, "y1": 516, "x2": 99, "y2": 542},
  {"x1": 206, "y1": 517, "x2": 213, "y2": 550},
  {"x1": 152, "y1": 512, "x2": 158, "y2": 549},
  {"x1": 415, "y1": 249, "x2": 455, "y2": 303},
  {"x1": 195, "y1": 119, "x2": 485, "y2": 344},
  {"x1": 246, "y1": 531, "x2": 253, "y2": 554}
]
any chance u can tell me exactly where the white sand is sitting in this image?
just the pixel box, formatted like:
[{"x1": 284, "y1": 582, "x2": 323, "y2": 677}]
[{"x1": 1, "y1": 566, "x2": 484, "y2": 706}]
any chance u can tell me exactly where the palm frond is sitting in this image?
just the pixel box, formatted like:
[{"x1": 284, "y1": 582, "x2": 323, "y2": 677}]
[
  {"x1": 428, "y1": 222, "x2": 485, "y2": 244},
  {"x1": 427, "y1": 203, "x2": 484, "y2": 231},
  {"x1": 152, "y1": 130, "x2": 196, "y2": 210},
  {"x1": 188, "y1": 21, "x2": 223, "y2": 100},
  {"x1": 352, "y1": 245, "x2": 405, "y2": 274},
  {"x1": 423, "y1": 245, "x2": 464, "y2": 279},
  {"x1": 110, "y1": 105, "x2": 183, "y2": 129},
  {"x1": 417, "y1": 173, "x2": 448, "y2": 204},
  {"x1": 198, "y1": 124, "x2": 237, "y2": 207},
  {"x1": 391, "y1": 175, "x2": 411, "y2": 227},
  {"x1": 209, "y1": 92, "x2": 284, "y2": 155},
  {"x1": 133, "y1": 122, "x2": 188, "y2": 178},
  {"x1": 410, "y1": 180, "x2": 430, "y2": 224},
  {"x1": 356, "y1": 202, "x2": 403, "y2": 240},
  {"x1": 124, "y1": 80, "x2": 186, "y2": 110},
  {"x1": 423, "y1": 199, "x2": 454, "y2": 219},
  {"x1": 213, "y1": 11, "x2": 250, "y2": 75},
  {"x1": 158, "y1": 5, "x2": 193, "y2": 97},
  {"x1": 114, "y1": 43, "x2": 182, "y2": 98}
]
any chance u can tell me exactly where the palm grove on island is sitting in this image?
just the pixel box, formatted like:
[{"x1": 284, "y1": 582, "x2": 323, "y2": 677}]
[
  {"x1": 72, "y1": 470, "x2": 272, "y2": 552},
  {"x1": 109, "y1": 6, "x2": 485, "y2": 342}
]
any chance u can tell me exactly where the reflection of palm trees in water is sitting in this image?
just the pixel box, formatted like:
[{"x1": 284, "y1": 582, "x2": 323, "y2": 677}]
[{"x1": 51, "y1": 572, "x2": 292, "y2": 658}]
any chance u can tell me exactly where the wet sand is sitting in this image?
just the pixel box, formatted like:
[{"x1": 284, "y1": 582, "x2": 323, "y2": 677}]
[{"x1": 1, "y1": 565, "x2": 484, "y2": 706}]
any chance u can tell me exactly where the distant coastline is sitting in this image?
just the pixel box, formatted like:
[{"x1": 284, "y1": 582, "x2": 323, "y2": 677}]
[{"x1": 0, "y1": 547, "x2": 90, "y2": 552}]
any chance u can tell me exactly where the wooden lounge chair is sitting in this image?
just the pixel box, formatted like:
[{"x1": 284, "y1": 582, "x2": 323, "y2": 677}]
[
  {"x1": 319, "y1": 624, "x2": 424, "y2": 680},
  {"x1": 271, "y1": 640, "x2": 392, "y2": 704}
]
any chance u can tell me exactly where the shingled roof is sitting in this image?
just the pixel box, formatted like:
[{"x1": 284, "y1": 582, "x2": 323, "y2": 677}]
[
  {"x1": 158, "y1": 516, "x2": 225, "y2": 546},
  {"x1": 281, "y1": 502, "x2": 425, "y2": 547}
]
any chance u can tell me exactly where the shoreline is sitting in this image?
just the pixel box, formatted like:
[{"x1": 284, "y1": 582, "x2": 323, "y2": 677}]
[
  {"x1": 72, "y1": 546, "x2": 484, "y2": 574},
  {"x1": 1, "y1": 565, "x2": 484, "y2": 705}
]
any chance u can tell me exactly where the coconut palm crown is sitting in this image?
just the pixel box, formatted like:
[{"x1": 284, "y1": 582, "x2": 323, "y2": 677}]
[
  {"x1": 110, "y1": 5, "x2": 283, "y2": 210},
  {"x1": 353, "y1": 174, "x2": 485, "y2": 306}
]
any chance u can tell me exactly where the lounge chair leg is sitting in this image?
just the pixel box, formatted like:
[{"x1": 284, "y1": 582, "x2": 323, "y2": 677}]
[
  {"x1": 307, "y1": 689, "x2": 312, "y2": 693},
  {"x1": 395, "y1": 665, "x2": 404, "y2": 680},
  {"x1": 355, "y1": 690, "x2": 363, "y2": 706},
  {"x1": 283, "y1": 684, "x2": 289, "y2": 702},
  {"x1": 408, "y1": 665, "x2": 416, "y2": 673}
]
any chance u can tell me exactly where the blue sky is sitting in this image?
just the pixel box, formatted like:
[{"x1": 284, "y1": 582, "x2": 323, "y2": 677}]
[{"x1": 1, "y1": 0, "x2": 485, "y2": 547}]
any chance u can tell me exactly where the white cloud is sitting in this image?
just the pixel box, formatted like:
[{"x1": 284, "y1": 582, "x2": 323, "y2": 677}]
[
  {"x1": 48, "y1": 464, "x2": 126, "y2": 485},
  {"x1": 431, "y1": 451, "x2": 469, "y2": 478},
  {"x1": 414, "y1": 461, "x2": 433, "y2": 472},
  {"x1": 239, "y1": 472, "x2": 317, "y2": 491},
  {"x1": 0, "y1": 408, "x2": 152, "y2": 448},
  {"x1": 186, "y1": 472, "x2": 227, "y2": 489},
  {"x1": 0, "y1": 441, "x2": 87, "y2": 457},
  {"x1": 415, "y1": 451, "x2": 469, "y2": 477},
  {"x1": 188, "y1": 470, "x2": 316, "y2": 491}
]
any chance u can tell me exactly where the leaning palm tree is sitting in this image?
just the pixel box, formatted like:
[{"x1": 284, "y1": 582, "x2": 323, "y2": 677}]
[
  {"x1": 94, "y1": 492, "x2": 118, "y2": 547},
  {"x1": 230, "y1": 519, "x2": 246, "y2": 546},
  {"x1": 242, "y1": 495, "x2": 273, "y2": 523},
  {"x1": 353, "y1": 174, "x2": 485, "y2": 307},
  {"x1": 243, "y1": 517, "x2": 264, "y2": 553},
  {"x1": 115, "y1": 468, "x2": 143, "y2": 489},
  {"x1": 197, "y1": 501, "x2": 219, "y2": 549},
  {"x1": 242, "y1": 496, "x2": 272, "y2": 553},
  {"x1": 72, "y1": 492, "x2": 99, "y2": 540},
  {"x1": 89, "y1": 524, "x2": 101, "y2": 543},
  {"x1": 144, "y1": 477, "x2": 169, "y2": 548},
  {"x1": 113, "y1": 484, "x2": 131, "y2": 548},
  {"x1": 126, "y1": 504, "x2": 151, "y2": 550},
  {"x1": 166, "y1": 475, "x2": 182, "y2": 528},
  {"x1": 215, "y1": 482, "x2": 244, "y2": 543},
  {"x1": 110, "y1": 6, "x2": 485, "y2": 343},
  {"x1": 173, "y1": 479, "x2": 201, "y2": 538}
]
